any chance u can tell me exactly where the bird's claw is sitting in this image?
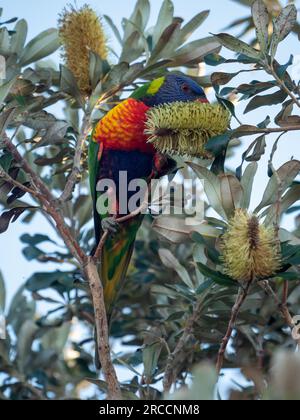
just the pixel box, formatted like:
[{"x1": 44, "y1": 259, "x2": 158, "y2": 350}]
[{"x1": 101, "y1": 217, "x2": 120, "y2": 236}]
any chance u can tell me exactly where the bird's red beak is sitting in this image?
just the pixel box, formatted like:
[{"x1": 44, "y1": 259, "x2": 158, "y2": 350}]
[{"x1": 196, "y1": 97, "x2": 209, "y2": 104}]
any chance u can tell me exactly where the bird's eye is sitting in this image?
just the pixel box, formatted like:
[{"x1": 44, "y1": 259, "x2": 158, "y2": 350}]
[{"x1": 181, "y1": 83, "x2": 191, "y2": 93}]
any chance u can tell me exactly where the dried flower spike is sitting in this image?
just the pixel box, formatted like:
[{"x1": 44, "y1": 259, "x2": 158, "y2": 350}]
[
  {"x1": 145, "y1": 102, "x2": 231, "y2": 158},
  {"x1": 221, "y1": 209, "x2": 281, "y2": 282},
  {"x1": 59, "y1": 4, "x2": 107, "y2": 95}
]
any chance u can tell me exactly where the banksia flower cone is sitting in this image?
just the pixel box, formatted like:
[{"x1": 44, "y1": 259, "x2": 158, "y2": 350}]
[
  {"x1": 59, "y1": 5, "x2": 107, "y2": 95},
  {"x1": 220, "y1": 210, "x2": 281, "y2": 282},
  {"x1": 145, "y1": 102, "x2": 230, "y2": 158}
]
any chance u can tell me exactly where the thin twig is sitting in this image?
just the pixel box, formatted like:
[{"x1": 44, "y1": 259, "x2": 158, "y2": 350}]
[
  {"x1": 260, "y1": 280, "x2": 300, "y2": 348},
  {"x1": 236, "y1": 126, "x2": 300, "y2": 136},
  {"x1": 59, "y1": 113, "x2": 91, "y2": 203},
  {"x1": 216, "y1": 278, "x2": 253, "y2": 375},
  {"x1": 93, "y1": 231, "x2": 109, "y2": 263},
  {"x1": 163, "y1": 300, "x2": 202, "y2": 394},
  {"x1": 267, "y1": 64, "x2": 300, "y2": 109},
  {"x1": 0, "y1": 168, "x2": 42, "y2": 198},
  {"x1": 2, "y1": 134, "x2": 54, "y2": 204}
]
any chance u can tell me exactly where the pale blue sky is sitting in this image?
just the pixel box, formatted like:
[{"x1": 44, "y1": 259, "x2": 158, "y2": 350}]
[{"x1": 1, "y1": 0, "x2": 300, "y2": 303}]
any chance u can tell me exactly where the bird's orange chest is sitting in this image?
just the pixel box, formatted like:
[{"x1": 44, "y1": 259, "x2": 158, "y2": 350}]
[{"x1": 93, "y1": 98, "x2": 155, "y2": 154}]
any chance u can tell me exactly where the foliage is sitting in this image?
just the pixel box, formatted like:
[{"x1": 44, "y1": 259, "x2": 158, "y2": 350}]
[{"x1": 0, "y1": 0, "x2": 300, "y2": 401}]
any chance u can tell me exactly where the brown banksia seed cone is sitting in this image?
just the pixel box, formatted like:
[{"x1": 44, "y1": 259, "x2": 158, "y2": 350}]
[
  {"x1": 220, "y1": 209, "x2": 281, "y2": 282},
  {"x1": 59, "y1": 4, "x2": 107, "y2": 96},
  {"x1": 145, "y1": 102, "x2": 231, "y2": 158}
]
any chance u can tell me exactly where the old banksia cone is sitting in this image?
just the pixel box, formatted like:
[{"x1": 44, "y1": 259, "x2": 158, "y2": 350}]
[
  {"x1": 59, "y1": 5, "x2": 107, "y2": 95},
  {"x1": 145, "y1": 102, "x2": 230, "y2": 158},
  {"x1": 221, "y1": 209, "x2": 281, "y2": 282}
]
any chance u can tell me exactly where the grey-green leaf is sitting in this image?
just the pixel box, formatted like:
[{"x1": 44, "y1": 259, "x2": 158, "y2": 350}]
[
  {"x1": 252, "y1": 0, "x2": 269, "y2": 54},
  {"x1": 159, "y1": 248, "x2": 194, "y2": 289},
  {"x1": 17, "y1": 319, "x2": 39, "y2": 373},
  {"x1": 179, "y1": 10, "x2": 210, "y2": 44},
  {"x1": 255, "y1": 160, "x2": 300, "y2": 213},
  {"x1": 170, "y1": 37, "x2": 221, "y2": 67},
  {"x1": 264, "y1": 184, "x2": 300, "y2": 226},
  {"x1": 240, "y1": 162, "x2": 258, "y2": 209},
  {"x1": 19, "y1": 28, "x2": 60, "y2": 66},
  {"x1": 188, "y1": 162, "x2": 227, "y2": 220},
  {"x1": 152, "y1": 0, "x2": 174, "y2": 46},
  {"x1": 219, "y1": 174, "x2": 244, "y2": 218},
  {"x1": 0, "y1": 77, "x2": 16, "y2": 105},
  {"x1": 10, "y1": 19, "x2": 28, "y2": 56},
  {"x1": 271, "y1": 5, "x2": 297, "y2": 59},
  {"x1": 103, "y1": 15, "x2": 123, "y2": 45},
  {"x1": 214, "y1": 32, "x2": 261, "y2": 60}
]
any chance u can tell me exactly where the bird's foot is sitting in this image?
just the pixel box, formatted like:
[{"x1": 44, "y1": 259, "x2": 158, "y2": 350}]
[{"x1": 101, "y1": 217, "x2": 120, "y2": 236}]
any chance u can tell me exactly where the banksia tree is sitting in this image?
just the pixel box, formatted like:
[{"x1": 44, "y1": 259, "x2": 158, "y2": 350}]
[{"x1": 1, "y1": 0, "x2": 300, "y2": 402}]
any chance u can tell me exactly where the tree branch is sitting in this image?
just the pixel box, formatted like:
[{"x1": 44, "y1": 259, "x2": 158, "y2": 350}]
[
  {"x1": 0, "y1": 168, "x2": 42, "y2": 199},
  {"x1": 84, "y1": 257, "x2": 122, "y2": 400},
  {"x1": 260, "y1": 280, "x2": 300, "y2": 348},
  {"x1": 267, "y1": 64, "x2": 300, "y2": 109},
  {"x1": 163, "y1": 299, "x2": 202, "y2": 394},
  {"x1": 236, "y1": 125, "x2": 300, "y2": 136},
  {"x1": 1, "y1": 133, "x2": 121, "y2": 398},
  {"x1": 2, "y1": 134, "x2": 54, "y2": 205},
  {"x1": 216, "y1": 278, "x2": 253, "y2": 375}
]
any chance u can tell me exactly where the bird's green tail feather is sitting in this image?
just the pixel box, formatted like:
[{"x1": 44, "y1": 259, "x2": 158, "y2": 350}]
[{"x1": 100, "y1": 218, "x2": 142, "y2": 323}]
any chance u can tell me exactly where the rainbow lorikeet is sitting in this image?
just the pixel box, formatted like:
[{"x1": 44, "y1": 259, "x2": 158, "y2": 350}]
[{"x1": 88, "y1": 74, "x2": 208, "y2": 324}]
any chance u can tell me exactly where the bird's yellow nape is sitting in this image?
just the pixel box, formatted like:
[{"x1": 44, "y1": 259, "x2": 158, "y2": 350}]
[{"x1": 146, "y1": 77, "x2": 165, "y2": 95}]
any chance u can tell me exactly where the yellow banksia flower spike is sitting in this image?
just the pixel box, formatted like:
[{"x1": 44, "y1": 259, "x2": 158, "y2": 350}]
[
  {"x1": 59, "y1": 4, "x2": 108, "y2": 95},
  {"x1": 145, "y1": 102, "x2": 231, "y2": 158},
  {"x1": 220, "y1": 209, "x2": 281, "y2": 282}
]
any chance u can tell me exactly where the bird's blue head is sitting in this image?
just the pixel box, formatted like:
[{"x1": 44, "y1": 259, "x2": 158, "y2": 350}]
[{"x1": 132, "y1": 74, "x2": 209, "y2": 107}]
